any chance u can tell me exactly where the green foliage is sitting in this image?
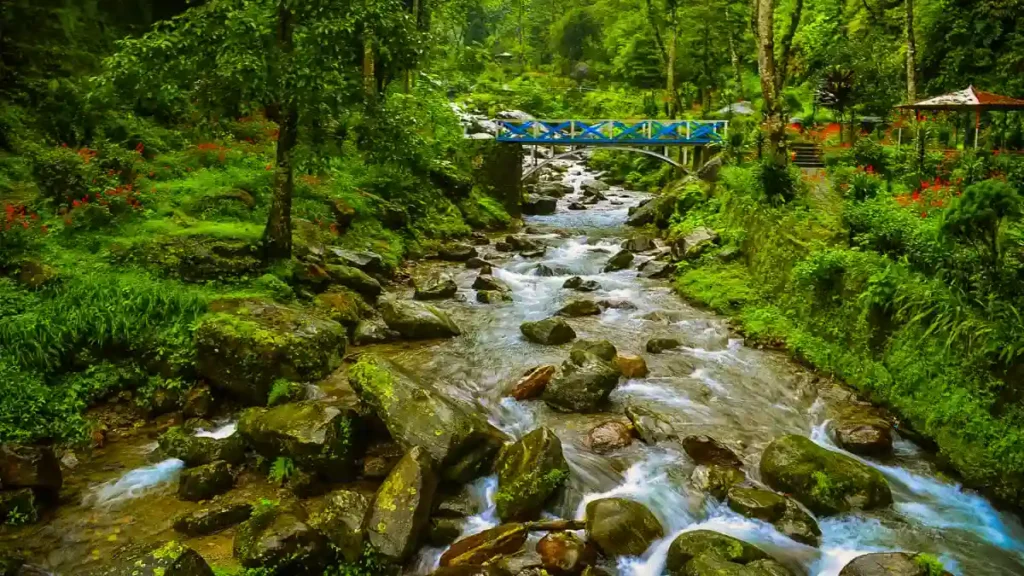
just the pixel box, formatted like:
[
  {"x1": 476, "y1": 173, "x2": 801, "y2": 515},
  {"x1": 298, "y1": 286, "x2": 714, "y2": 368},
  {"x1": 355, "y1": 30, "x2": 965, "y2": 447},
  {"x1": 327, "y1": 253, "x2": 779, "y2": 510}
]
[
  {"x1": 325, "y1": 543, "x2": 388, "y2": 576},
  {"x1": 268, "y1": 457, "x2": 296, "y2": 485},
  {"x1": 753, "y1": 159, "x2": 801, "y2": 204},
  {"x1": 267, "y1": 379, "x2": 303, "y2": 407},
  {"x1": 940, "y1": 179, "x2": 1022, "y2": 266},
  {"x1": 913, "y1": 554, "x2": 948, "y2": 576},
  {"x1": 32, "y1": 146, "x2": 95, "y2": 207}
]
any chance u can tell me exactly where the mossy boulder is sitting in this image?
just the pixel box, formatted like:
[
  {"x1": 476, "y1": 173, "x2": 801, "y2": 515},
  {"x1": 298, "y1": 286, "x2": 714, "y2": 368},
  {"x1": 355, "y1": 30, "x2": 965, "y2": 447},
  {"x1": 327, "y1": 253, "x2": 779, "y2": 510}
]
[
  {"x1": 380, "y1": 296, "x2": 462, "y2": 339},
  {"x1": 177, "y1": 460, "x2": 233, "y2": 501},
  {"x1": 691, "y1": 465, "x2": 746, "y2": 500},
  {"x1": 352, "y1": 317, "x2": 399, "y2": 346},
  {"x1": 625, "y1": 404, "x2": 676, "y2": 444},
  {"x1": 326, "y1": 248, "x2": 388, "y2": 276},
  {"x1": 112, "y1": 541, "x2": 214, "y2": 576},
  {"x1": 195, "y1": 300, "x2": 347, "y2": 405},
  {"x1": 760, "y1": 435, "x2": 892, "y2": 516},
  {"x1": 364, "y1": 445, "x2": 439, "y2": 564},
  {"x1": 325, "y1": 264, "x2": 382, "y2": 300},
  {"x1": 314, "y1": 287, "x2": 373, "y2": 330},
  {"x1": 158, "y1": 426, "x2": 246, "y2": 467},
  {"x1": 584, "y1": 498, "x2": 664, "y2": 557},
  {"x1": 671, "y1": 227, "x2": 719, "y2": 261},
  {"x1": 473, "y1": 273, "x2": 509, "y2": 292},
  {"x1": 309, "y1": 490, "x2": 368, "y2": 563},
  {"x1": 774, "y1": 498, "x2": 822, "y2": 547},
  {"x1": 348, "y1": 356, "x2": 508, "y2": 483},
  {"x1": 182, "y1": 384, "x2": 214, "y2": 420},
  {"x1": 14, "y1": 259, "x2": 58, "y2": 289},
  {"x1": 570, "y1": 339, "x2": 617, "y2": 363},
  {"x1": 557, "y1": 300, "x2": 602, "y2": 317},
  {"x1": 238, "y1": 401, "x2": 364, "y2": 481},
  {"x1": 645, "y1": 337, "x2": 682, "y2": 353},
  {"x1": 124, "y1": 235, "x2": 263, "y2": 283},
  {"x1": 439, "y1": 523, "x2": 529, "y2": 567},
  {"x1": 0, "y1": 444, "x2": 62, "y2": 496},
  {"x1": 173, "y1": 502, "x2": 253, "y2": 536},
  {"x1": 603, "y1": 250, "x2": 635, "y2": 272},
  {"x1": 563, "y1": 276, "x2": 601, "y2": 292},
  {"x1": 520, "y1": 317, "x2": 576, "y2": 345},
  {"x1": 726, "y1": 487, "x2": 787, "y2": 522},
  {"x1": 542, "y1": 356, "x2": 620, "y2": 413},
  {"x1": 439, "y1": 243, "x2": 479, "y2": 261},
  {"x1": 478, "y1": 290, "x2": 514, "y2": 304},
  {"x1": 233, "y1": 503, "x2": 329, "y2": 573},
  {"x1": 665, "y1": 530, "x2": 769, "y2": 574},
  {"x1": 495, "y1": 428, "x2": 570, "y2": 522},
  {"x1": 415, "y1": 274, "x2": 459, "y2": 300},
  {"x1": 839, "y1": 552, "x2": 953, "y2": 576}
]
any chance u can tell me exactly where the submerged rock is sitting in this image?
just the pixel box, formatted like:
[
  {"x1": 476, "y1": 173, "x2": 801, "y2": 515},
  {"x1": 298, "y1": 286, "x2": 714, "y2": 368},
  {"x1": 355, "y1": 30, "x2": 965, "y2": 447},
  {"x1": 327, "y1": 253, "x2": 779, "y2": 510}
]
[
  {"x1": 760, "y1": 435, "x2": 892, "y2": 516},
  {"x1": 196, "y1": 300, "x2": 346, "y2": 405},
  {"x1": 414, "y1": 274, "x2": 459, "y2": 300},
  {"x1": 520, "y1": 318, "x2": 576, "y2": 345},
  {"x1": 349, "y1": 356, "x2": 507, "y2": 483},
  {"x1": 682, "y1": 435, "x2": 743, "y2": 468},
  {"x1": 112, "y1": 541, "x2": 214, "y2": 576},
  {"x1": 177, "y1": 460, "x2": 233, "y2": 501},
  {"x1": 173, "y1": 502, "x2": 253, "y2": 536},
  {"x1": 585, "y1": 498, "x2": 664, "y2": 557},
  {"x1": 234, "y1": 503, "x2": 329, "y2": 573},
  {"x1": 440, "y1": 523, "x2": 528, "y2": 567},
  {"x1": 495, "y1": 428, "x2": 570, "y2": 522},
  {"x1": 508, "y1": 365, "x2": 557, "y2": 400},
  {"x1": 380, "y1": 296, "x2": 462, "y2": 339},
  {"x1": 624, "y1": 405, "x2": 676, "y2": 444},
  {"x1": 839, "y1": 552, "x2": 953, "y2": 576},
  {"x1": 365, "y1": 446, "x2": 439, "y2": 564}
]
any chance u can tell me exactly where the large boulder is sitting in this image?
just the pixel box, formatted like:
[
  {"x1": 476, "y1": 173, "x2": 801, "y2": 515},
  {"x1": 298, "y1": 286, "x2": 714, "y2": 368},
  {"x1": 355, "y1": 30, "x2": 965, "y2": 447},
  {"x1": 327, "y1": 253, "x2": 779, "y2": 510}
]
[
  {"x1": 614, "y1": 354, "x2": 649, "y2": 378},
  {"x1": 523, "y1": 196, "x2": 558, "y2": 215},
  {"x1": 314, "y1": 288, "x2": 373, "y2": 330},
  {"x1": 439, "y1": 243, "x2": 479, "y2": 262},
  {"x1": 439, "y1": 523, "x2": 528, "y2": 567},
  {"x1": 557, "y1": 300, "x2": 602, "y2": 317},
  {"x1": 682, "y1": 435, "x2": 743, "y2": 468},
  {"x1": 349, "y1": 356, "x2": 507, "y2": 483},
  {"x1": 563, "y1": 277, "x2": 601, "y2": 292},
  {"x1": 691, "y1": 465, "x2": 746, "y2": 500},
  {"x1": 581, "y1": 180, "x2": 610, "y2": 194},
  {"x1": 364, "y1": 446, "x2": 439, "y2": 564},
  {"x1": 380, "y1": 296, "x2": 462, "y2": 339},
  {"x1": 352, "y1": 317, "x2": 399, "y2": 346},
  {"x1": 196, "y1": 300, "x2": 347, "y2": 405},
  {"x1": 584, "y1": 498, "x2": 664, "y2": 557},
  {"x1": 625, "y1": 405, "x2": 676, "y2": 444},
  {"x1": 626, "y1": 192, "x2": 678, "y2": 228},
  {"x1": 520, "y1": 318, "x2": 576, "y2": 345},
  {"x1": 839, "y1": 552, "x2": 953, "y2": 576},
  {"x1": 158, "y1": 427, "x2": 246, "y2": 467},
  {"x1": 830, "y1": 407, "x2": 894, "y2": 457},
  {"x1": 173, "y1": 502, "x2": 253, "y2": 536},
  {"x1": 759, "y1": 435, "x2": 892, "y2": 516},
  {"x1": 415, "y1": 274, "x2": 459, "y2": 301},
  {"x1": 0, "y1": 444, "x2": 62, "y2": 496},
  {"x1": 726, "y1": 487, "x2": 787, "y2": 522},
  {"x1": 309, "y1": 490, "x2": 369, "y2": 563},
  {"x1": 542, "y1": 355, "x2": 620, "y2": 413},
  {"x1": 111, "y1": 541, "x2": 214, "y2": 576},
  {"x1": 495, "y1": 428, "x2": 570, "y2": 522},
  {"x1": 537, "y1": 531, "x2": 597, "y2": 574},
  {"x1": 325, "y1": 264, "x2": 383, "y2": 300},
  {"x1": 665, "y1": 530, "x2": 771, "y2": 574},
  {"x1": 586, "y1": 420, "x2": 635, "y2": 454},
  {"x1": 670, "y1": 227, "x2": 719, "y2": 261},
  {"x1": 326, "y1": 248, "x2": 388, "y2": 276},
  {"x1": 639, "y1": 260, "x2": 673, "y2": 279},
  {"x1": 177, "y1": 460, "x2": 233, "y2": 502},
  {"x1": 508, "y1": 365, "x2": 557, "y2": 400},
  {"x1": 621, "y1": 236, "x2": 656, "y2": 253},
  {"x1": 238, "y1": 401, "x2": 363, "y2": 481},
  {"x1": 506, "y1": 235, "x2": 544, "y2": 253},
  {"x1": 603, "y1": 250, "x2": 634, "y2": 272},
  {"x1": 645, "y1": 337, "x2": 682, "y2": 353},
  {"x1": 234, "y1": 503, "x2": 329, "y2": 573},
  {"x1": 569, "y1": 339, "x2": 617, "y2": 363}
]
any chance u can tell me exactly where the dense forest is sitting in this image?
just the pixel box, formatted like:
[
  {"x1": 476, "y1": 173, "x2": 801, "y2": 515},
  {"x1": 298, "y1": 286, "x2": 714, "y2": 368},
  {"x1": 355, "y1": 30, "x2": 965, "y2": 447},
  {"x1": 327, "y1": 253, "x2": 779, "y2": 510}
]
[{"x1": 3, "y1": 0, "x2": 1024, "y2": 574}]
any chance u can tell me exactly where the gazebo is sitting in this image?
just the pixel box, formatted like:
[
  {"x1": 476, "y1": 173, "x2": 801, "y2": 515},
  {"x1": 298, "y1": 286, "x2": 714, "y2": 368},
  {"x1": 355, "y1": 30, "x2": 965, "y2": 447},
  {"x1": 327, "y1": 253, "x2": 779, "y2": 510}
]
[{"x1": 897, "y1": 85, "x2": 1024, "y2": 148}]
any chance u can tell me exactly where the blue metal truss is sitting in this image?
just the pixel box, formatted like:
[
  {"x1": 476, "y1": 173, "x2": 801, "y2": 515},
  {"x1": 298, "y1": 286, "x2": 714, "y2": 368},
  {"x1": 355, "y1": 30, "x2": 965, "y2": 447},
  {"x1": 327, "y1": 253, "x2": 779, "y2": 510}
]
[{"x1": 495, "y1": 119, "x2": 727, "y2": 146}]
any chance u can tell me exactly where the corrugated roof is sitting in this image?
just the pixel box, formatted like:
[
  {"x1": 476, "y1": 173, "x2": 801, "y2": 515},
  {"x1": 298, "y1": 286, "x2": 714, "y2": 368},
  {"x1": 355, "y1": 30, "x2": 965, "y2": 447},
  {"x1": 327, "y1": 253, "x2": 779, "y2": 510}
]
[{"x1": 898, "y1": 86, "x2": 1024, "y2": 110}]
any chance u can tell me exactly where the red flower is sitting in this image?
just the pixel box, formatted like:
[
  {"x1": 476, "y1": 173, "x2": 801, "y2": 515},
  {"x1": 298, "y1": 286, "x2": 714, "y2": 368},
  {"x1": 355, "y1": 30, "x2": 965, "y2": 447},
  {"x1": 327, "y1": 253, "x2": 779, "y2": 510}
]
[
  {"x1": 40, "y1": 225, "x2": 48, "y2": 234},
  {"x1": 921, "y1": 212, "x2": 927, "y2": 218},
  {"x1": 21, "y1": 220, "x2": 29, "y2": 229},
  {"x1": 265, "y1": 164, "x2": 273, "y2": 171},
  {"x1": 912, "y1": 191, "x2": 921, "y2": 202},
  {"x1": 72, "y1": 200, "x2": 81, "y2": 208}
]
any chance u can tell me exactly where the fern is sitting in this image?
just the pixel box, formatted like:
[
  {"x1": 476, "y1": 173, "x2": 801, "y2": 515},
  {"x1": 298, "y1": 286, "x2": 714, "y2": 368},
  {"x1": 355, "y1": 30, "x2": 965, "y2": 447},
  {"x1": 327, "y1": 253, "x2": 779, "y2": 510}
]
[{"x1": 268, "y1": 457, "x2": 295, "y2": 485}]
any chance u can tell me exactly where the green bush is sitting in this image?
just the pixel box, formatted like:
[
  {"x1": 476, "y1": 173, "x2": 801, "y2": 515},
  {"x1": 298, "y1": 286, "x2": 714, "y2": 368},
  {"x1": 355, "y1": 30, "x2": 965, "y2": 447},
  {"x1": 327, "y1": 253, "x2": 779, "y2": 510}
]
[
  {"x1": 754, "y1": 158, "x2": 800, "y2": 204},
  {"x1": 32, "y1": 146, "x2": 96, "y2": 207},
  {"x1": 940, "y1": 178, "x2": 1021, "y2": 267}
]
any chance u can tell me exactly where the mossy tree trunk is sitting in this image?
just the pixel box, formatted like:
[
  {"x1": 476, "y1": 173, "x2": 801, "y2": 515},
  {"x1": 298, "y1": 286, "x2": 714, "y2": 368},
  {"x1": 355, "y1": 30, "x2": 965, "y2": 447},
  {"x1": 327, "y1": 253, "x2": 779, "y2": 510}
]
[{"x1": 263, "y1": 0, "x2": 297, "y2": 261}]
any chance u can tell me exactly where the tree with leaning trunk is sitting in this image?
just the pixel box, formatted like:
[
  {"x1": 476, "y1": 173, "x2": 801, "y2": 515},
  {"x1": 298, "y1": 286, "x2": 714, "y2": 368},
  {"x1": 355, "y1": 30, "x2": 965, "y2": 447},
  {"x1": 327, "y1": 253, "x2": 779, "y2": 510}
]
[{"x1": 753, "y1": 0, "x2": 803, "y2": 164}]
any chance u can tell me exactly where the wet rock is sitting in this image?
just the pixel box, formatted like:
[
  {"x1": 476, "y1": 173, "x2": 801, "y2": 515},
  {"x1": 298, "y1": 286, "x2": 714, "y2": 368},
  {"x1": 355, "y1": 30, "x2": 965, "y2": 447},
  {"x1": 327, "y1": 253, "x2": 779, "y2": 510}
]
[
  {"x1": 238, "y1": 401, "x2": 363, "y2": 481},
  {"x1": 621, "y1": 236, "x2": 656, "y2": 252},
  {"x1": 352, "y1": 317, "x2": 399, "y2": 345},
  {"x1": 440, "y1": 523, "x2": 529, "y2": 567},
  {"x1": 748, "y1": 559, "x2": 795, "y2": 576},
  {"x1": 638, "y1": 260, "x2": 673, "y2": 279},
  {"x1": 440, "y1": 243, "x2": 479, "y2": 262},
  {"x1": 495, "y1": 428, "x2": 569, "y2": 522},
  {"x1": 596, "y1": 299, "x2": 637, "y2": 311},
  {"x1": 314, "y1": 287, "x2": 373, "y2": 330},
  {"x1": 726, "y1": 486, "x2": 787, "y2": 522},
  {"x1": 581, "y1": 568, "x2": 612, "y2": 576},
  {"x1": 506, "y1": 235, "x2": 543, "y2": 252},
  {"x1": 625, "y1": 405, "x2": 676, "y2": 444},
  {"x1": 760, "y1": 435, "x2": 892, "y2": 516},
  {"x1": 146, "y1": 387, "x2": 182, "y2": 417},
  {"x1": 645, "y1": 337, "x2": 682, "y2": 353},
  {"x1": 523, "y1": 196, "x2": 558, "y2": 215},
  {"x1": 557, "y1": 300, "x2": 602, "y2": 317},
  {"x1": 539, "y1": 182, "x2": 573, "y2": 197},
  {"x1": 326, "y1": 248, "x2": 387, "y2": 276},
  {"x1": 665, "y1": 530, "x2": 768, "y2": 573},
  {"x1": 568, "y1": 202, "x2": 587, "y2": 211},
  {"x1": 520, "y1": 318, "x2": 576, "y2": 345},
  {"x1": 415, "y1": 274, "x2": 459, "y2": 301},
  {"x1": 466, "y1": 256, "x2": 494, "y2": 269},
  {"x1": 542, "y1": 355, "x2": 620, "y2": 413},
  {"x1": 380, "y1": 296, "x2": 462, "y2": 339},
  {"x1": 508, "y1": 365, "x2": 558, "y2": 400},
  {"x1": 365, "y1": 446, "x2": 439, "y2": 563},
  {"x1": 478, "y1": 290, "x2": 514, "y2": 304},
  {"x1": 839, "y1": 552, "x2": 952, "y2": 576},
  {"x1": 112, "y1": 541, "x2": 214, "y2": 576},
  {"x1": 682, "y1": 435, "x2": 743, "y2": 468},
  {"x1": 614, "y1": 354, "x2": 648, "y2": 378},
  {"x1": 473, "y1": 274, "x2": 509, "y2": 292},
  {"x1": 173, "y1": 502, "x2": 253, "y2": 536},
  {"x1": 182, "y1": 384, "x2": 214, "y2": 420},
  {"x1": 562, "y1": 277, "x2": 600, "y2": 292},
  {"x1": 435, "y1": 487, "x2": 479, "y2": 518},
  {"x1": 603, "y1": 250, "x2": 634, "y2": 272},
  {"x1": 670, "y1": 227, "x2": 719, "y2": 261},
  {"x1": 431, "y1": 567, "x2": 510, "y2": 576},
  {"x1": 586, "y1": 420, "x2": 635, "y2": 454},
  {"x1": 0, "y1": 444, "x2": 62, "y2": 496},
  {"x1": 429, "y1": 517, "x2": 465, "y2": 547},
  {"x1": 177, "y1": 460, "x2": 233, "y2": 501},
  {"x1": 349, "y1": 356, "x2": 507, "y2": 483},
  {"x1": 363, "y1": 441, "x2": 405, "y2": 479},
  {"x1": 0, "y1": 488, "x2": 37, "y2": 524},
  {"x1": 495, "y1": 241, "x2": 513, "y2": 252},
  {"x1": 830, "y1": 407, "x2": 894, "y2": 457},
  {"x1": 522, "y1": 249, "x2": 549, "y2": 259},
  {"x1": 325, "y1": 264, "x2": 383, "y2": 300},
  {"x1": 309, "y1": 490, "x2": 368, "y2": 563},
  {"x1": 691, "y1": 465, "x2": 746, "y2": 500},
  {"x1": 626, "y1": 191, "x2": 678, "y2": 228},
  {"x1": 581, "y1": 180, "x2": 610, "y2": 193},
  {"x1": 158, "y1": 426, "x2": 246, "y2": 467},
  {"x1": 537, "y1": 531, "x2": 596, "y2": 574},
  {"x1": 534, "y1": 263, "x2": 572, "y2": 277},
  {"x1": 570, "y1": 339, "x2": 617, "y2": 364},
  {"x1": 584, "y1": 498, "x2": 664, "y2": 557},
  {"x1": 196, "y1": 300, "x2": 346, "y2": 405},
  {"x1": 234, "y1": 503, "x2": 329, "y2": 573},
  {"x1": 775, "y1": 498, "x2": 822, "y2": 547}
]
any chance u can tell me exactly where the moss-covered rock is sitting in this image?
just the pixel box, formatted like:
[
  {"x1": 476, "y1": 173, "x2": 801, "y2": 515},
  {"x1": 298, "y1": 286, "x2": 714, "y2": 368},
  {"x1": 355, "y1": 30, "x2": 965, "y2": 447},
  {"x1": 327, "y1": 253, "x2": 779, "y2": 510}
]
[
  {"x1": 691, "y1": 465, "x2": 746, "y2": 500},
  {"x1": 112, "y1": 541, "x2": 214, "y2": 576},
  {"x1": 14, "y1": 259, "x2": 58, "y2": 289},
  {"x1": 364, "y1": 445, "x2": 439, "y2": 564},
  {"x1": 326, "y1": 264, "x2": 383, "y2": 300},
  {"x1": 326, "y1": 248, "x2": 388, "y2": 276},
  {"x1": 238, "y1": 401, "x2": 364, "y2": 481},
  {"x1": 774, "y1": 498, "x2": 822, "y2": 548},
  {"x1": 839, "y1": 552, "x2": 952, "y2": 576},
  {"x1": 380, "y1": 296, "x2": 462, "y2": 339},
  {"x1": 584, "y1": 498, "x2": 664, "y2": 557},
  {"x1": 563, "y1": 276, "x2": 601, "y2": 292},
  {"x1": 349, "y1": 356, "x2": 507, "y2": 483},
  {"x1": 759, "y1": 435, "x2": 892, "y2": 516},
  {"x1": 625, "y1": 404, "x2": 677, "y2": 444},
  {"x1": 603, "y1": 250, "x2": 635, "y2": 272},
  {"x1": 520, "y1": 318, "x2": 576, "y2": 345},
  {"x1": 309, "y1": 490, "x2": 368, "y2": 563},
  {"x1": 665, "y1": 530, "x2": 767, "y2": 574},
  {"x1": 352, "y1": 317, "x2": 399, "y2": 346},
  {"x1": 645, "y1": 337, "x2": 682, "y2": 353},
  {"x1": 415, "y1": 274, "x2": 459, "y2": 300},
  {"x1": 177, "y1": 460, "x2": 233, "y2": 501},
  {"x1": 233, "y1": 503, "x2": 329, "y2": 573},
  {"x1": 477, "y1": 290, "x2": 513, "y2": 304},
  {"x1": 495, "y1": 428, "x2": 569, "y2": 522},
  {"x1": 542, "y1": 356, "x2": 620, "y2": 413},
  {"x1": 472, "y1": 273, "x2": 509, "y2": 292},
  {"x1": 158, "y1": 426, "x2": 246, "y2": 467},
  {"x1": 439, "y1": 243, "x2": 479, "y2": 261},
  {"x1": 314, "y1": 287, "x2": 373, "y2": 330},
  {"x1": 182, "y1": 384, "x2": 214, "y2": 420},
  {"x1": 173, "y1": 502, "x2": 253, "y2": 536},
  {"x1": 570, "y1": 339, "x2": 617, "y2": 363},
  {"x1": 195, "y1": 300, "x2": 347, "y2": 405},
  {"x1": 726, "y1": 487, "x2": 787, "y2": 522},
  {"x1": 557, "y1": 300, "x2": 602, "y2": 317},
  {"x1": 439, "y1": 523, "x2": 528, "y2": 567},
  {"x1": 122, "y1": 235, "x2": 263, "y2": 283}
]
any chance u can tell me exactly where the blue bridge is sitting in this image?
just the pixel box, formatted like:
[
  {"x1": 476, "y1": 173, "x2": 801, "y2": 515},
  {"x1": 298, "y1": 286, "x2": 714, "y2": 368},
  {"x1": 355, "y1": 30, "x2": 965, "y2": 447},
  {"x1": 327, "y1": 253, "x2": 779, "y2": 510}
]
[{"x1": 496, "y1": 119, "x2": 728, "y2": 146}]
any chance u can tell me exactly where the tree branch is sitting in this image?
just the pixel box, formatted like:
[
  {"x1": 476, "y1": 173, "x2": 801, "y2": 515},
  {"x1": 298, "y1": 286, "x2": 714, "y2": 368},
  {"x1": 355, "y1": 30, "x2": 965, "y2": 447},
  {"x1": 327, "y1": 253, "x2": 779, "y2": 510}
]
[{"x1": 775, "y1": 0, "x2": 802, "y2": 89}]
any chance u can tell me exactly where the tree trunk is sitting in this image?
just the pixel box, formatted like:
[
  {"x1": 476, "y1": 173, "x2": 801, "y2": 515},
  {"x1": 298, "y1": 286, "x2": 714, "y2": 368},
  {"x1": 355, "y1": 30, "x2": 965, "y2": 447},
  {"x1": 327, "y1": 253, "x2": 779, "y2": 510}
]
[
  {"x1": 755, "y1": 0, "x2": 786, "y2": 162},
  {"x1": 264, "y1": 1, "x2": 297, "y2": 261},
  {"x1": 517, "y1": 0, "x2": 525, "y2": 68},
  {"x1": 667, "y1": 26, "x2": 677, "y2": 118},
  {"x1": 905, "y1": 0, "x2": 917, "y2": 102},
  {"x1": 404, "y1": 0, "x2": 420, "y2": 93},
  {"x1": 363, "y1": 35, "x2": 376, "y2": 100},
  {"x1": 728, "y1": 28, "x2": 744, "y2": 100}
]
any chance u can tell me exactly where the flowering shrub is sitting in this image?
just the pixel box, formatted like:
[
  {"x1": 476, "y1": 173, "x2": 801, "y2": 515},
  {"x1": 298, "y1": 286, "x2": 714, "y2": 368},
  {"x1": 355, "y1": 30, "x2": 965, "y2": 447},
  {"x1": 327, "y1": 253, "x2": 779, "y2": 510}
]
[
  {"x1": 32, "y1": 146, "x2": 95, "y2": 207},
  {"x1": 1, "y1": 204, "x2": 46, "y2": 264}
]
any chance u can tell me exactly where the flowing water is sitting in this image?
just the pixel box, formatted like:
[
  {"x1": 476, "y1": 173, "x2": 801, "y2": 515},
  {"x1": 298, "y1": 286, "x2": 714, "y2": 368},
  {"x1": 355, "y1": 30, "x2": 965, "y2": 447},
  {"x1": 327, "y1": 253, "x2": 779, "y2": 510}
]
[{"x1": 5, "y1": 159, "x2": 1024, "y2": 575}]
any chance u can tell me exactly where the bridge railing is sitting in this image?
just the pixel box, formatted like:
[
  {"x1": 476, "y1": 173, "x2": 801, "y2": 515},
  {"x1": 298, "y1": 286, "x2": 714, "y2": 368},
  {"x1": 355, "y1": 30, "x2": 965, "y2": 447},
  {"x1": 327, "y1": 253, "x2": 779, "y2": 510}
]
[{"x1": 495, "y1": 119, "x2": 728, "y2": 145}]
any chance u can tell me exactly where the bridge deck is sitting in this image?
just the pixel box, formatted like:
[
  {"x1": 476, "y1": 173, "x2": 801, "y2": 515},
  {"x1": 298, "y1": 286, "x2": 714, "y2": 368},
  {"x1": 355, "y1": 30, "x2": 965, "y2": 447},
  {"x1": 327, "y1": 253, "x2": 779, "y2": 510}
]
[{"x1": 496, "y1": 119, "x2": 727, "y2": 146}]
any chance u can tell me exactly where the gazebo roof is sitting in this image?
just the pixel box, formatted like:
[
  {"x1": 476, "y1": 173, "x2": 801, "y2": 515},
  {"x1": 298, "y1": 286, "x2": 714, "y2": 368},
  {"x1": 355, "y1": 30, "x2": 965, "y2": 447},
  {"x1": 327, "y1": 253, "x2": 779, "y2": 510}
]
[{"x1": 898, "y1": 85, "x2": 1024, "y2": 110}]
